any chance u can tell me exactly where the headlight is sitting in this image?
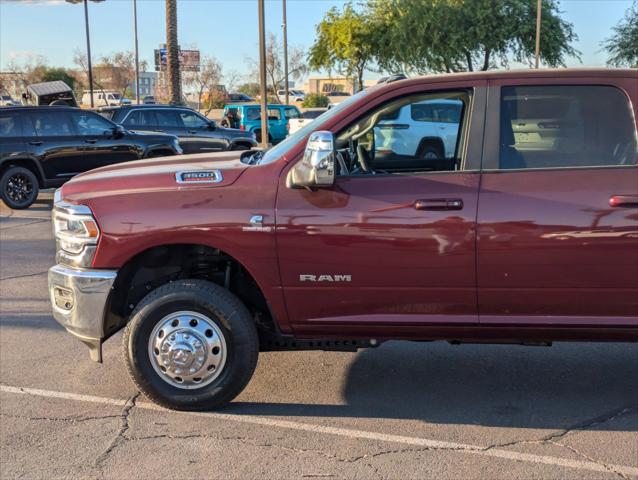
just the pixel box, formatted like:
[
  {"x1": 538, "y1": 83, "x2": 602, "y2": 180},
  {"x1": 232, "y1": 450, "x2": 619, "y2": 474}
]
[{"x1": 53, "y1": 202, "x2": 100, "y2": 267}]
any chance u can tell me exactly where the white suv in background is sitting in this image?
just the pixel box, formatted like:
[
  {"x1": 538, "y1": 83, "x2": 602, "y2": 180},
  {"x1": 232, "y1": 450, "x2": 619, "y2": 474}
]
[
  {"x1": 374, "y1": 99, "x2": 463, "y2": 169},
  {"x1": 277, "y1": 90, "x2": 305, "y2": 103}
]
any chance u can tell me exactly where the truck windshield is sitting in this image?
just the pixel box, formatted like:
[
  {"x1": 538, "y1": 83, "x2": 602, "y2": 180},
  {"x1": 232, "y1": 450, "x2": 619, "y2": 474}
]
[{"x1": 257, "y1": 88, "x2": 372, "y2": 165}]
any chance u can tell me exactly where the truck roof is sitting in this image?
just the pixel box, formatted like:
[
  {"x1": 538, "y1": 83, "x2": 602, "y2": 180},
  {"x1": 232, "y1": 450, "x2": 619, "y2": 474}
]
[{"x1": 380, "y1": 68, "x2": 636, "y2": 88}]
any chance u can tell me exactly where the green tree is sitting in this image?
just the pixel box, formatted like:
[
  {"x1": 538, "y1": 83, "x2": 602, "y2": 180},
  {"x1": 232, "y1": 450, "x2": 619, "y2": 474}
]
[
  {"x1": 602, "y1": 1, "x2": 638, "y2": 67},
  {"x1": 369, "y1": 0, "x2": 579, "y2": 74},
  {"x1": 40, "y1": 67, "x2": 77, "y2": 91},
  {"x1": 309, "y1": 3, "x2": 377, "y2": 91}
]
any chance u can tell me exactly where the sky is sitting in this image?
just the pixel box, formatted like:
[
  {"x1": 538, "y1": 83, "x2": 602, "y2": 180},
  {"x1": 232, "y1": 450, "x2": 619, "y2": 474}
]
[{"x1": 0, "y1": 0, "x2": 634, "y2": 83}]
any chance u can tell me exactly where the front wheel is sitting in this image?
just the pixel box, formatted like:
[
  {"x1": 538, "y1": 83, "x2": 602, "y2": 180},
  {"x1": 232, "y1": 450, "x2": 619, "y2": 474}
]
[
  {"x1": 0, "y1": 166, "x2": 39, "y2": 210},
  {"x1": 122, "y1": 279, "x2": 259, "y2": 410}
]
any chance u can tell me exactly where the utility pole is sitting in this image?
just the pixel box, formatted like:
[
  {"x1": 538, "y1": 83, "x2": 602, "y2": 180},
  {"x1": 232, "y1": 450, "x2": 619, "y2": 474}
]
[
  {"x1": 282, "y1": 0, "x2": 289, "y2": 105},
  {"x1": 66, "y1": 0, "x2": 103, "y2": 107},
  {"x1": 258, "y1": 0, "x2": 269, "y2": 147},
  {"x1": 133, "y1": 0, "x2": 140, "y2": 104},
  {"x1": 534, "y1": 0, "x2": 542, "y2": 69}
]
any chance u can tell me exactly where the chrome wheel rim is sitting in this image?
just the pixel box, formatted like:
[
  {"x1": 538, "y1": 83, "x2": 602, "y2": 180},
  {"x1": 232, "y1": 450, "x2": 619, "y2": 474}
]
[
  {"x1": 6, "y1": 173, "x2": 34, "y2": 203},
  {"x1": 148, "y1": 311, "x2": 227, "y2": 389}
]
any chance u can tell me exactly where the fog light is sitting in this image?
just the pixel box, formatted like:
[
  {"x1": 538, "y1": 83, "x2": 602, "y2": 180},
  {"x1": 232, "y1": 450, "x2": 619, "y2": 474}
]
[{"x1": 53, "y1": 287, "x2": 74, "y2": 310}]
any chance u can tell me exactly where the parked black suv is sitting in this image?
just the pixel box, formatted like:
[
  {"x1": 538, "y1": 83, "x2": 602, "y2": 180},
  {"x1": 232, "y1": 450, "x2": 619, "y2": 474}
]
[
  {"x1": 99, "y1": 105, "x2": 257, "y2": 154},
  {"x1": 0, "y1": 106, "x2": 182, "y2": 209}
]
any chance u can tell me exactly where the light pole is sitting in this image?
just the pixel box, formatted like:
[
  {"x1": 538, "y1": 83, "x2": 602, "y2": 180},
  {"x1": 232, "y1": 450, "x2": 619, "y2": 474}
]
[
  {"x1": 66, "y1": 0, "x2": 104, "y2": 108},
  {"x1": 282, "y1": 0, "x2": 289, "y2": 105},
  {"x1": 258, "y1": 0, "x2": 269, "y2": 147},
  {"x1": 534, "y1": 0, "x2": 542, "y2": 69},
  {"x1": 133, "y1": 0, "x2": 140, "y2": 103}
]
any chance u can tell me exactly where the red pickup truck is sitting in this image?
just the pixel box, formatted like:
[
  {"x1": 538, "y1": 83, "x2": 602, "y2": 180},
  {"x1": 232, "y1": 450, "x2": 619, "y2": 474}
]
[{"x1": 49, "y1": 69, "x2": 638, "y2": 410}]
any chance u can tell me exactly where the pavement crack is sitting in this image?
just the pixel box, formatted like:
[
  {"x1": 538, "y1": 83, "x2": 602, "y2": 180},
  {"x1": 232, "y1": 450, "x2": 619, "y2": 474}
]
[
  {"x1": 0, "y1": 219, "x2": 49, "y2": 230},
  {"x1": 0, "y1": 412, "x2": 120, "y2": 423},
  {"x1": 0, "y1": 271, "x2": 48, "y2": 282},
  {"x1": 94, "y1": 393, "x2": 139, "y2": 468},
  {"x1": 547, "y1": 440, "x2": 631, "y2": 480},
  {"x1": 484, "y1": 405, "x2": 637, "y2": 452}
]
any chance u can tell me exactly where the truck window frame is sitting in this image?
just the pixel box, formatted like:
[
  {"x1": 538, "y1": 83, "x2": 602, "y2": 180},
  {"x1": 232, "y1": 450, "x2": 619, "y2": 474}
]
[
  {"x1": 334, "y1": 87, "x2": 484, "y2": 177},
  {"x1": 482, "y1": 82, "x2": 638, "y2": 171}
]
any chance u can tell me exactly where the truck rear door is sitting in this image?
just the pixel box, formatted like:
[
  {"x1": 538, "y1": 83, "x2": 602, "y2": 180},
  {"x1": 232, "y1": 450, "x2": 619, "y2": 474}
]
[{"x1": 477, "y1": 76, "x2": 638, "y2": 326}]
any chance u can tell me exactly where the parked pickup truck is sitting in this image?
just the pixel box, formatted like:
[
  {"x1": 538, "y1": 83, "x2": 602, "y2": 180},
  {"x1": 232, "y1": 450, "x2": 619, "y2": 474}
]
[{"x1": 49, "y1": 69, "x2": 638, "y2": 411}]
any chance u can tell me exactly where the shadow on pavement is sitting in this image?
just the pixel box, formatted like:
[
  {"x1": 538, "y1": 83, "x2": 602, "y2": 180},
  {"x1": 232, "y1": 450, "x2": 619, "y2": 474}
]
[{"x1": 226, "y1": 341, "x2": 638, "y2": 431}]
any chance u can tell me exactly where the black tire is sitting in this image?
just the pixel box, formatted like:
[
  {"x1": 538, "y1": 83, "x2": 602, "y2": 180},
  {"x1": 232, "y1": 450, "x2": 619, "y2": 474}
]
[
  {"x1": 122, "y1": 279, "x2": 259, "y2": 411},
  {"x1": 0, "y1": 166, "x2": 39, "y2": 210},
  {"x1": 419, "y1": 144, "x2": 444, "y2": 160}
]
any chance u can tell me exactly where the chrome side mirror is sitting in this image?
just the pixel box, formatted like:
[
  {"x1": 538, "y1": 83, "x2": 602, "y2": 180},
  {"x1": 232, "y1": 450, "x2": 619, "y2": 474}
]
[{"x1": 288, "y1": 131, "x2": 336, "y2": 189}]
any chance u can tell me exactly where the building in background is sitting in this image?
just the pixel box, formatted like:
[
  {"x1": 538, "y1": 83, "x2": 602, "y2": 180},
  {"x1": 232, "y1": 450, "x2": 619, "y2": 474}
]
[
  {"x1": 304, "y1": 76, "x2": 377, "y2": 95},
  {"x1": 135, "y1": 71, "x2": 158, "y2": 98}
]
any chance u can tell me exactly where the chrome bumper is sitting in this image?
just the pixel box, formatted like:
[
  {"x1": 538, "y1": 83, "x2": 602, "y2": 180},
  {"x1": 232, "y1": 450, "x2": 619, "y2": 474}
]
[{"x1": 48, "y1": 264, "x2": 117, "y2": 362}]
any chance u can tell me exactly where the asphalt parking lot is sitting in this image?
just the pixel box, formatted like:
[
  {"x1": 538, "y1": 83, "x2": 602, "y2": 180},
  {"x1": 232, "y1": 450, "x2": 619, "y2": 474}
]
[{"x1": 1, "y1": 193, "x2": 637, "y2": 480}]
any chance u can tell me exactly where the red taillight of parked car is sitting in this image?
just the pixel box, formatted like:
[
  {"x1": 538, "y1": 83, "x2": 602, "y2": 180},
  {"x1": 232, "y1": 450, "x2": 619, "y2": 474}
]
[{"x1": 240, "y1": 124, "x2": 245, "y2": 131}]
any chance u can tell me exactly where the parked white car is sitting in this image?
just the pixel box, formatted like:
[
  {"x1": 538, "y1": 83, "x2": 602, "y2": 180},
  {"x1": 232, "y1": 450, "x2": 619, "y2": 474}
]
[
  {"x1": 277, "y1": 89, "x2": 305, "y2": 103},
  {"x1": 374, "y1": 99, "x2": 463, "y2": 161},
  {"x1": 287, "y1": 108, "x2": 327, "y2": 134},
  {"x1": 1, "y1": 95, "x2": 19, "y2": 106}
]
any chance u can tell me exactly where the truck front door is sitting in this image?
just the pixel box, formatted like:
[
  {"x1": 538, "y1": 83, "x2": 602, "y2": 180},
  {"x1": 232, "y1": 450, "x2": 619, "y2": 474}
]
[{"x1": 276, "y1": 83, "x2": 487, "y2": 336}]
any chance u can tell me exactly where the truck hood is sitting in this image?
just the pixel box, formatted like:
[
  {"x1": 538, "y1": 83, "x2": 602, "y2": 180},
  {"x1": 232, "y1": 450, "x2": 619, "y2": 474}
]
[{"x1": 61, "y1": 151, "x2": 251, "y2": 203}]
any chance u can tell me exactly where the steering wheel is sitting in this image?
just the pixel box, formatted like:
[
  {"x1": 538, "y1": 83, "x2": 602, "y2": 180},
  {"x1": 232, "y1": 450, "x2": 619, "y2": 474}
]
[{"x1": 356, "y1": 144, "x2": 373, "y2": 173}]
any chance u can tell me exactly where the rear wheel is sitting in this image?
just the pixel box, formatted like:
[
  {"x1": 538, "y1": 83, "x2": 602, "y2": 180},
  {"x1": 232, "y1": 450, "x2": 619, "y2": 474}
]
[
  {"x1": 123, "y1": 279, "x2": 259, "y2": 411},
  {"x1": 0, "y1": 166, "x2": 39, "y2": 210}
]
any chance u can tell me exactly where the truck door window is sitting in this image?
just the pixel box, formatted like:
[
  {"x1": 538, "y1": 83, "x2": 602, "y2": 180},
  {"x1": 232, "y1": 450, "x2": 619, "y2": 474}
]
[
  {"x1": 336, "y1": 91, "x2": 469, "y2": 174},
  {"x1": 499, "y1": 85, "x2": 637, "y2": 169}
]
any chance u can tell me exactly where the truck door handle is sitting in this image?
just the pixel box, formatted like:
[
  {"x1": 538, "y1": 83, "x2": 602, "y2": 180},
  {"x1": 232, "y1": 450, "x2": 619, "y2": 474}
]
[
  {"x1": 610, "y1": 195, "x2": 638, "y2": 208},
  {"x1": 84, "y1": 138, "x2": 97, "y2": 144},
  {"x1": 28, "y1": 140, "x2": 43, "y2": 146},
  {"x1": 414, "y1": 198, "x2": 463, "y2": 211},
  {"x1": 188, "y1": 130, "x2": 198, "y2": 134}
]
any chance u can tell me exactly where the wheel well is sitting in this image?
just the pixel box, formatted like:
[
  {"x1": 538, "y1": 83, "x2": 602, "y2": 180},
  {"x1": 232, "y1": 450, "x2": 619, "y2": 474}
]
[
  {"x1": 416, "y1": 137, "x2": 445, "y2": 157},
  {"x1": 104, "y1": 244, "x2": 276, "y2": 340},
  {"x1": 0, "y1": 159, "x2": 43, "y2": 188}
]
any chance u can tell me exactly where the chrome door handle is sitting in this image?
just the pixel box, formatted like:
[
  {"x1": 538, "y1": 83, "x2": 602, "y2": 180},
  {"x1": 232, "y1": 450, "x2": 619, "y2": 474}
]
[
  {"x1": 414, "y1": 198, "x2": 464, "y2": 211},
  {"x1": 28, "y1": 140, "x2": 43, "y2": 146},
  {"x1": 84, "y1": 138, "x2": 97, "y2": 144}
]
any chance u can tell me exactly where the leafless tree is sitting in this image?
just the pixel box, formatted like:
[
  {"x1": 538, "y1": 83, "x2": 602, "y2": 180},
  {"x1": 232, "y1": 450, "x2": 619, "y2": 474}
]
[
  {"x1": 249, "y1": 32, "x2": 307, "y2": 103},
  {"x1": 183, "y1": 56, "x2": 223, "y2": 110}
]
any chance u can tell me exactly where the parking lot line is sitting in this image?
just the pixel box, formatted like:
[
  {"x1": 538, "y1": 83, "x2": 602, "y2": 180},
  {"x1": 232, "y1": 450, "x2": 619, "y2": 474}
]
[{"x1": 2, "y1": 384, "x2": 637, "y2": 477}]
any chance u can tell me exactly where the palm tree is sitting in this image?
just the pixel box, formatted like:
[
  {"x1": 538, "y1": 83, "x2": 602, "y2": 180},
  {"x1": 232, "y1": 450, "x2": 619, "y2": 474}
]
[{"x1": 165, "y1": 0, "x2": 182, "y2": 104}]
